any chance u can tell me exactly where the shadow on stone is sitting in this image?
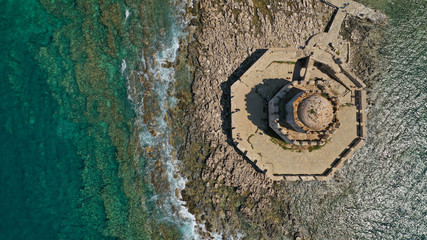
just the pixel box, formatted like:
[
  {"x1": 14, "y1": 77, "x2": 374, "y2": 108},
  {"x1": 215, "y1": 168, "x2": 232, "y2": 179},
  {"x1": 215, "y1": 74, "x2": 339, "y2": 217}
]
[
  {"x1": 221, "y1": 49, "x2": 267, "y2": 140},
  {"x1": 220, "y1": 49, "x2": 267, "y2": 173},
  {"x1": 244, "y1": 78, "x2": 291, "y2": 135},
  {"x1": 293, "y1": 57, "x2": 308, "y2": 80}
]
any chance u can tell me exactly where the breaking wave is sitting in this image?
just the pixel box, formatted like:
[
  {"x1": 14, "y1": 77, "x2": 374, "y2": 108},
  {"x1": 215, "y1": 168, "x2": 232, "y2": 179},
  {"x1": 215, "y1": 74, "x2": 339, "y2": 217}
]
[{"x1": 123, "y1": 0, "x2": 205, "y2": 239}]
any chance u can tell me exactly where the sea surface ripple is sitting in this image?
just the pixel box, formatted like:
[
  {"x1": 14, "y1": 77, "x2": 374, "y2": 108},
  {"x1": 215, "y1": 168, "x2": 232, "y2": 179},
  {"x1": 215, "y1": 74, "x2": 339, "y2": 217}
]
[{"x1": 287, "y1": 0, "x2": 426, "y2": 239}]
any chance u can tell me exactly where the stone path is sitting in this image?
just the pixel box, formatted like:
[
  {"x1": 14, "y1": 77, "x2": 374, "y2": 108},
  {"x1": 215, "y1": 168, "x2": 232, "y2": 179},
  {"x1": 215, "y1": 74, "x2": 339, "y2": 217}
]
[{"x1": 322, "y1": 0, "x2": 387, "y2": 23}]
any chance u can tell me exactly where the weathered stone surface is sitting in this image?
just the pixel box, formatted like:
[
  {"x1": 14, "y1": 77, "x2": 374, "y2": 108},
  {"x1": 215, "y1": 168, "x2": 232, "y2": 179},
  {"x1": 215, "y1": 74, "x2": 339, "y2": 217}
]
[
  {"x1": 179, "y1": 0, "x2": 386, "y2": 238},
  {"x1": 189, "y1": 0, "x2": 333, "y2": 187},
  {"x1": 298, "y1": 94, "x2": 334, "y2": 130},
  {"x1": 230, "y1": 47, "x2": 367, "y2": 179}
]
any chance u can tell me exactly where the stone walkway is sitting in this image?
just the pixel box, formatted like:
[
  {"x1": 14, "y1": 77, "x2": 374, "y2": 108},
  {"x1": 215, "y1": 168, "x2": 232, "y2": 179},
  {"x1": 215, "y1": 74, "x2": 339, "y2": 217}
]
[{"x1": 322, "y1": 0, "x2": 387, "y2": 23}]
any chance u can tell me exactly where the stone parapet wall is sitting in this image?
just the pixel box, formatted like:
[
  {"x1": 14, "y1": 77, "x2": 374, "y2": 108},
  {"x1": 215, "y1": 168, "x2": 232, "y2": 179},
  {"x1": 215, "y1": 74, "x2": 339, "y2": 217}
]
[
  {"x1": 274, "y1": 88, "x2": 366, "y2": 181},
  {"x1": 228, "y1": 0, "x2": 371, "y2": 181}
]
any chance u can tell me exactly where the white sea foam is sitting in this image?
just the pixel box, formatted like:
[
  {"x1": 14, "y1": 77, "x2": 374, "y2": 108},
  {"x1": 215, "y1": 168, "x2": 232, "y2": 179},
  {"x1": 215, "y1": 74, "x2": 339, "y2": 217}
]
[
  {"x1": 123, "y1": 0, "x2": 208, "y2": 239},
  {"x1": 125, "y1": 9, "x2": 130, "y2": 22},
  {"x1": 144, "y1": 25, "x2": 201, "y2": 240},
  {"x1": 121, "y1": 59, "x2": 127, "y2": 74}
]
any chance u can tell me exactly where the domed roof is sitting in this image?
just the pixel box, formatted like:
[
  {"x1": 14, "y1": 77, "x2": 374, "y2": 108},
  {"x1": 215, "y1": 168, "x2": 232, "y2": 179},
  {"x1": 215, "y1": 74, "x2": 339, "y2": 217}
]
[{"x1": 297, "y1": 94, "x2": 333, "y2": 130}]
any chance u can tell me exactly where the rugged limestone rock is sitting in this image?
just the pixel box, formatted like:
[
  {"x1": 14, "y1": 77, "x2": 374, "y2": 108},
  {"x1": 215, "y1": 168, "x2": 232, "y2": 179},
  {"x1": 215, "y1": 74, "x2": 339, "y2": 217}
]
[{"x1": 176, "y1": 0, "x2": 386, "y2": 239}]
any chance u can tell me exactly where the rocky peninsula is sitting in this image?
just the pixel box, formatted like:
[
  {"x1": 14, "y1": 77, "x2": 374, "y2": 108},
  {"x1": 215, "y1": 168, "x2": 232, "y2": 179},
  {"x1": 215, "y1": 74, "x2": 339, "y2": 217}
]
[{"x1": 173, "y1": 0, "x2": 387, "y2": 238}]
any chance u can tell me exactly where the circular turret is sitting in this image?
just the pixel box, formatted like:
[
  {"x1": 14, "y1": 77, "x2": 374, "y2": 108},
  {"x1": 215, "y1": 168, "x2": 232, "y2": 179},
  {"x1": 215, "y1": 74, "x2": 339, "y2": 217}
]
[{"x1": 297, "y1": 94, "x2": 333, "y2": 130}]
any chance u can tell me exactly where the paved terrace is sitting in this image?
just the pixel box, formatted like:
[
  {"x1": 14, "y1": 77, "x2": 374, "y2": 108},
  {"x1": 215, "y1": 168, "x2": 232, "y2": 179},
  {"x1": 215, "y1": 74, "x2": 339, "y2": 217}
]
[
  {"x1": 231, "y1": 48, "x2": 366, "y2": 181},
  {"x1": 229, "y1": 0, "x2": 375, "y2": 180}
]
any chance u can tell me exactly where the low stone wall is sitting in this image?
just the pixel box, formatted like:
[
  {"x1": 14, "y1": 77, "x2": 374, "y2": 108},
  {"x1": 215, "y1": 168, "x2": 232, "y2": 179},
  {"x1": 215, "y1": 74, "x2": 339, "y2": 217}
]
[{"x1": 274, "y1": 88, "x2": 366, "y2": 181}]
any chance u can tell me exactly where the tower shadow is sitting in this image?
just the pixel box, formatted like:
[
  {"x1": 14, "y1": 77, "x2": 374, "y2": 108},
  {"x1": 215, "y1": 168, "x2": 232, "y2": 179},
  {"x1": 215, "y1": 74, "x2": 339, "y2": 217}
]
[
  {"x1": 220, "y1": 49, "x2": 267, "y2": 144},
  {"x1": 220, "y1": 49, "x2": 267, "y2": 173},
  {"x1": 244, "y1": 78, "x2": 291, "y2": 134}
]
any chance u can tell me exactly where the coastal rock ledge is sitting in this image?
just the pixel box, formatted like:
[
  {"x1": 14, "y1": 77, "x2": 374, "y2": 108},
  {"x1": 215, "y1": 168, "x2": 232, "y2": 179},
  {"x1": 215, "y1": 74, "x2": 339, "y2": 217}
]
[{"x1": 180, "y1": 0, "x2": 386, "y2": 238}]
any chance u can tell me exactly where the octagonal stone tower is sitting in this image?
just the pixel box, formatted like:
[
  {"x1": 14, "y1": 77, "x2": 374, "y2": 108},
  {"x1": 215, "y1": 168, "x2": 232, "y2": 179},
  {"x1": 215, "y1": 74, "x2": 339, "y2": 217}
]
[
  {"x1": 270, "y1": 76, "x2": 342, "y2": 147},
  {"x1": 228, "y1": 0, "x2": 376, "y2": 181},
  {"x1": 231, "y1": 48, "x2": 367, "y2": 181}
]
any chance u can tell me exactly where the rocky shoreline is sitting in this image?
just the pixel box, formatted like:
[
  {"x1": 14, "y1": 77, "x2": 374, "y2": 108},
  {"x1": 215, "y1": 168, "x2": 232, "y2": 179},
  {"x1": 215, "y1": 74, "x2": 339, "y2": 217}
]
[{"x1": 171, "y1": 0, "x2": 387, "y2": 238}]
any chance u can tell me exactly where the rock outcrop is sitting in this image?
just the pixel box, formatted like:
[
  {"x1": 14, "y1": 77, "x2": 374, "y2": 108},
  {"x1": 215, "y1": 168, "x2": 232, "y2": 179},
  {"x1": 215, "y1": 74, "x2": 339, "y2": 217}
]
[{"x1": 177, "y1": 0, "x2": 386, "y2": 238}]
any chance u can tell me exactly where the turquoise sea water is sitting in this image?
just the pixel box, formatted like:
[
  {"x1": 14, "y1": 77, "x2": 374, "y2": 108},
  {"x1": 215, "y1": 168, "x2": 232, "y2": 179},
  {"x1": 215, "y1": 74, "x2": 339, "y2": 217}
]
[{"x1": 0, "y1": 0, "x2": 191, "y2": 239}]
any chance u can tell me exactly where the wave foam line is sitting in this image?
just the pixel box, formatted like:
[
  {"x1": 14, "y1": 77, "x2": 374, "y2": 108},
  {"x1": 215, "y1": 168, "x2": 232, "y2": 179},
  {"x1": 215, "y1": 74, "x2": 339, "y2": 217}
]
[{"x1": 123, "y1": 0, "x2": 216, "y2": 239}]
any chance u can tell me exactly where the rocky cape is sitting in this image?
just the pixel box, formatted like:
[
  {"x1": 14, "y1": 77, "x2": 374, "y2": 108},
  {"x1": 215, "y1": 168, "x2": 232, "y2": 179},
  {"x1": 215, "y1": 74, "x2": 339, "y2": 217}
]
[{"x1": 171, "y1": 0, "x2": 387, "y2": 239}]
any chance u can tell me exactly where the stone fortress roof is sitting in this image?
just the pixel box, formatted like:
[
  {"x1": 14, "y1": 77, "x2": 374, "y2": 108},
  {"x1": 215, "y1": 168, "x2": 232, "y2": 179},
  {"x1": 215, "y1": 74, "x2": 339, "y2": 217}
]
[
  {"x1": 229, "y1": 0, "x2": 371, "y2": 181},
  {"x1": 297, "y1": 94, "x2": 334, "y2": 131}
]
